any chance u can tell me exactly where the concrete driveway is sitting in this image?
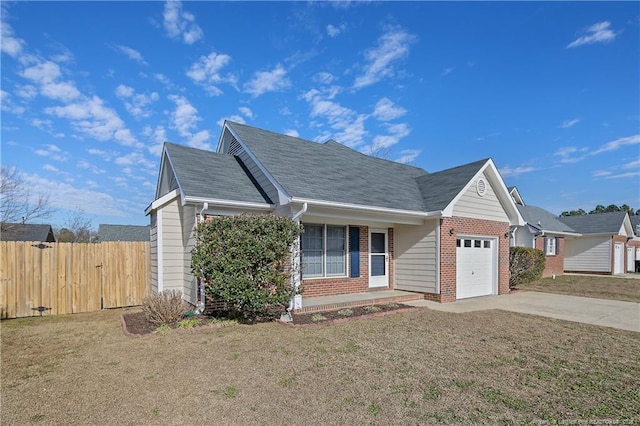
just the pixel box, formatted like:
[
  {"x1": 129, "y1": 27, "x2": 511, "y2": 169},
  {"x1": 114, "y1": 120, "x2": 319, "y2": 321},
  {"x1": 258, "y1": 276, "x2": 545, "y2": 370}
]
[{"x1": 407, "y1": 291, "x2": 640, "y2": 332}]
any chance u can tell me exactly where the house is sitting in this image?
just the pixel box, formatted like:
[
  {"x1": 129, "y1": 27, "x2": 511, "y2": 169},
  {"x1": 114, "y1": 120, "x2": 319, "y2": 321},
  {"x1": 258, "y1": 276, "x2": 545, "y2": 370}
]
[
  {"x1": 508, "y1": 187, "x2": 581, "y2": 277},
  {"x1": 0, "y1": 223, "x2": 56, "y2": 242},
  {"x1": 145, "y1": 121, "x2": 524, "y2": 310},
  {"x1": 559, "y1": 211, "x2": 635, "y2": 275},
  {"x1": 628, "y1": 215, "x2": 640, "y2": 272},
  {"x1": 98, "y1": 224, "x2": 151, "y2": 242}
]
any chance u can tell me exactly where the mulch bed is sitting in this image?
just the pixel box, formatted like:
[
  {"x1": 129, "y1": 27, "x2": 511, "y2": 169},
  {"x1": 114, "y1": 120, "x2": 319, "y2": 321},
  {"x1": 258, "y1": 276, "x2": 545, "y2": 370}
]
[
  {"x1": 122, "y1": 303, "x2": 419, "y2": 335},
  {"x1": 288, "y1": 303, "x2": 418, "y2": 326}
]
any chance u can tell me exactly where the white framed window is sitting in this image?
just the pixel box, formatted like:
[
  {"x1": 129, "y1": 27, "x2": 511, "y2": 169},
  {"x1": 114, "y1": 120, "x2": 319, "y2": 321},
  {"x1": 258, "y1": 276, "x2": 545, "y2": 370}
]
[
  {"x1": 301, "y1": 224, "x2": 346, "y2": 278},
  {"x1": 545, "y1": 237, "x2": 557, "y2": 256}
]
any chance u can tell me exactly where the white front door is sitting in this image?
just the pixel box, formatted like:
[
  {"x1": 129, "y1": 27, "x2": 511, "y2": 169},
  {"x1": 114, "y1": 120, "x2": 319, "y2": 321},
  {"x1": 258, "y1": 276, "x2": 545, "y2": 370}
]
[
  {"x1": 627, "y1": 247, "x2": 635, "y2": 272},
  {"x1": 614, "y1": 243, "x2": 624, "y2": 274},
  {"x1": 369, "y1": 229, "x2": 389, "y2": 288}
]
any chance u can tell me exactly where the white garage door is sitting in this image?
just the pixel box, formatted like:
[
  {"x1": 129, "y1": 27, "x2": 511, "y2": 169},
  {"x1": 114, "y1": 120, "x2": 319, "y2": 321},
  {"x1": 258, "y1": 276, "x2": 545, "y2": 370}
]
[{"x1": 456, "y1": 237, "x2": 495, "y2": 299}]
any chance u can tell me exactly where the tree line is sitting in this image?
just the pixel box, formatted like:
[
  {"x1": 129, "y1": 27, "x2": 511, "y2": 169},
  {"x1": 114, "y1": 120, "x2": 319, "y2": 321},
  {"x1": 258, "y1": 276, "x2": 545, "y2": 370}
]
[{"x1": 560, "y1": 204, "x2": 636, "y2": 217}]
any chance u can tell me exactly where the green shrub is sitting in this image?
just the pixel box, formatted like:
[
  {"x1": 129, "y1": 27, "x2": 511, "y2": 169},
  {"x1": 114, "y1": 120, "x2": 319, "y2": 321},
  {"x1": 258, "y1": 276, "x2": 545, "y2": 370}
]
[
  {"x1": 191, "y1": 214, "x2": 303, "y2": 322},
  {"x1": 142, "y1": 289, "x2": 189, "y2": 327},
  {"x1": 509, "y1": 247, "x2": 545, "y2": 289}
]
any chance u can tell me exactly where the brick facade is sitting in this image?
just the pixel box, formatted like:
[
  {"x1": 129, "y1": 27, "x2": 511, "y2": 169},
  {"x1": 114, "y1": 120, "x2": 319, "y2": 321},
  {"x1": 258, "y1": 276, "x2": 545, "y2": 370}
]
[
  {"x1": 434, "y1": 217, "x2": 510, "y2": 303},
  {"x1": 534, "y1": 236, "x2": 565, "y2": 278},
  {"x1": 300, "y1": 226, "x2": 395, "y2": 298}
]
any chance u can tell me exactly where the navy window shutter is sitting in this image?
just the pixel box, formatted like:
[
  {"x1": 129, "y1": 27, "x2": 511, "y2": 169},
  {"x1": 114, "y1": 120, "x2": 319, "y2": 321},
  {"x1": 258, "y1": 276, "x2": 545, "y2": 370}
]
[{"x1": 349, "y1": 227, "x2": 360, "y2": 278}]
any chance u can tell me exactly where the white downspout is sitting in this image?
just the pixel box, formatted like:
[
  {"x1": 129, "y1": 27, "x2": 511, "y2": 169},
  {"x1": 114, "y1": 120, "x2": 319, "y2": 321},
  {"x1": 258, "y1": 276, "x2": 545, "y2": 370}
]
[
  {"x1": 193, "y1": 202, "x2": 209, "y2": 315},
  {"x1": 285, "y1": 203, "x2": 308, "y2": 321}
]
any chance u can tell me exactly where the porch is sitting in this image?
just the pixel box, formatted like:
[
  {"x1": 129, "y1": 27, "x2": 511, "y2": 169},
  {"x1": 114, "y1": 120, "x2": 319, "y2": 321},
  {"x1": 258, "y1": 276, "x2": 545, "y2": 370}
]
[{"x1": 294, "y1": 289, "x2": 424, "y2": 314}]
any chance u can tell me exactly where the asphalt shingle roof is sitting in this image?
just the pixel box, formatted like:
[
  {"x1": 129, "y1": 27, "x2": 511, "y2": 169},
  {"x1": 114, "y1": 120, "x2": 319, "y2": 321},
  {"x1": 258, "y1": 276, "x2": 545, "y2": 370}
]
[
  {"x1": 165, "y1": 142, "x2": 272, "y2": 204},
  {"x1": 631, "y1": 215, "x2": 640, "y2": 236},
  {"x1": 0, "y1": 223, "x2": 56, "y2": 242},
  {"x1": 98, "y1": 224, "x2": 151, "y2": 242},
  {"x1": 227, "y1": 122, "x2": 430, "y2": 210},
  {"x1": 517, "y1": 205, "x2": 578, "y2": 234},
  {"x1": 416, "y1": 159, "x2": 488, "y2": 212},
  {"x1": 559, "y1": 211, "x2": 628, "y2": 235}
]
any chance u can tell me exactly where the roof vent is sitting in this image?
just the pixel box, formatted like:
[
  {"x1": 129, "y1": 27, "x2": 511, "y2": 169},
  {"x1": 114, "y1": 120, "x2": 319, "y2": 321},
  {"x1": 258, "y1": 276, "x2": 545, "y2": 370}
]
[
  {"x1": 228, "y1": 136, "x2": 244, "y2": 156},
  {"x1": 476, "y1": 178, "x2": 487, "y2": 197}
]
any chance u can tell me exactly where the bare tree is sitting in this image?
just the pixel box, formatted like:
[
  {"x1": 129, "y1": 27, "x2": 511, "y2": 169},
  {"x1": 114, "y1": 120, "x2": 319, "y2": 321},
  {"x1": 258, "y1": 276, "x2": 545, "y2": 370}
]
[
  {"x1": 1, "y1": 166, "x2": 54, "y2": 232},
  {"x1": 55, "y1": 210, "x2": 97, "y2": 243}
]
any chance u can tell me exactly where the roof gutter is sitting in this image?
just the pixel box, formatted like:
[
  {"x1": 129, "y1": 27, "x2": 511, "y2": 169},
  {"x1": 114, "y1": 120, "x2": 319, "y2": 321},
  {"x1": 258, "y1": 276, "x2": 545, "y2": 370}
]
[
  {"x1": 289, "y1": 197, "x2": 442, "y2": 218},
  {"x1": 183, "y1": 196, "x2": 274, "y2": 210}
]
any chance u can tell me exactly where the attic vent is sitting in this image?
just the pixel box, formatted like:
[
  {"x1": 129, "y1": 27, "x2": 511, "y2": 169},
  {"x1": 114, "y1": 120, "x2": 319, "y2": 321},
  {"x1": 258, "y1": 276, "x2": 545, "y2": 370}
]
[
  {"x1": 476, "y1": 178, "x2": 487, "y2": 197},
  {"x1": 228, "y1": 136, "x2": 244, "y2": 156}
]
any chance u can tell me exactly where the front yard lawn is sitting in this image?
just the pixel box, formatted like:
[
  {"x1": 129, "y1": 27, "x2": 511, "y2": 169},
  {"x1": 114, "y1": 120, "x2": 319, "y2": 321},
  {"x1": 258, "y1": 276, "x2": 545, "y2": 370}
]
[
  {"x1": 516, "y1": 274, "x2": 640, "y2": 302},
  {"x1": 1, "y1": 307, "x2": 638, "y2": 425}
]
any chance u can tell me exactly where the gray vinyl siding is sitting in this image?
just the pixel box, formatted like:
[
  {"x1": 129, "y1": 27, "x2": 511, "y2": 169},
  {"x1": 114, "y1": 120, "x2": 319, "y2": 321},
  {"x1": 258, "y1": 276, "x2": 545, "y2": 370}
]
[
  {"x1": 564, "y1": 236, "x2": 611, "y2": 273},
  {"x1": 160, "y1": 198, "x2": 184, "y2": 293},
  {"x1": 236, "y1": 150, "x2": 279, "y2": 205},
  {"x1": 452, "y1": 173, "x2": 509, "y2": 222},
  {"x1": 150, "y1": 213, "x2": 158, "y2": 293},
  {"x1": 182, "y1": 205, "x2": 197, "y2": 305},
  {"x1": 394, "y1": 221, "x2": 438, "y2": 293}
]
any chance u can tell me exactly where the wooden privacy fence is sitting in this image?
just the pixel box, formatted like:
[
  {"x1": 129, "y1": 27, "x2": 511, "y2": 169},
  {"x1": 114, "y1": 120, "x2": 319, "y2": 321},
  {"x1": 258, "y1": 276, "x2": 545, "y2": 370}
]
[{"x1": 0, "y1": 241, "x2": 150, "y2": 319}]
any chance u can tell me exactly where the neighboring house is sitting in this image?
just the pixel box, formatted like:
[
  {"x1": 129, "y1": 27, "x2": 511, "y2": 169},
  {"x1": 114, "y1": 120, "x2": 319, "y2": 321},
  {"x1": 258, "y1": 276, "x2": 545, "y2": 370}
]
[
  {"x1": 628, "y1": 215, "x2": 640, "y2": 272},
  {"x1": 146, "y1": 121, "x2": 524, "y2": 309},
  {"x1": 98, "y1": 224, "x2": 151, "y2": 242},
  {"x1": 508, "y1": 187, "x2": 581, "y2": 277},
  {"x1": 0, "y1": 223, "x2": 56, "y2": 242},
  {"x1": 559, "y1": 212, "x2": 635, "y2": 275}
]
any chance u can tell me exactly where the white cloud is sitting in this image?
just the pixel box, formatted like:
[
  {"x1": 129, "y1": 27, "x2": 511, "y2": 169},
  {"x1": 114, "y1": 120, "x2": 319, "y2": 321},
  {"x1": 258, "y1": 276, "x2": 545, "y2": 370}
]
[
  {"x1": 115, "y1": 84, "x2": 159, "y2": 119},
  {"x1": 187, "y1": 129, "x2": 211, "y2": 150},
  {"x1": 366, "y1": 122, "x2": 411, "y2": 154},
  {"x1": 591, "y1": 134, "x2": 640, "y2": 155},
  {"x1": 0, "y1": 89, "x2": 25, "y2": 114},
  {"x1": 395, "y1": 149, "x2": 421, "y2": 164},
  {"x1": 244, "y1": 64, "x2": 290, "y2": 97},
  {"x1": 554, "y1": 146, "x2": 589, "y2": 163},
  {"x1": 441, "y1": 67, "x2": 455, "y2": 76},
  {"x1": 163, "y1": 0, "x2": 203, "y2": 45},
  {"x1": 144, "y1": 126, "x2": 168, "y2": 156},
  {"x1": 169, "y1": 94, "x2": 200, "y2": 136},
  {"x1": 34, "y1": 144, "x2": 69, "y2": 162},
  {"x1": 326, "y1": 23, "x2": 346, "y2": 38},
  {"x1": 567, "y1": 21, "x2": 616, "y2": 48},
  {"x1": 353, "y1": 26, "x2": 416, "y2": 89},
  {"x1": 186, "y1": 52, "x2": 235, "y2": 96},
  {"x1": 302, "y1": 87, "x2": 367, "y2": 148},
  {"x1": 15, "y1": 84, "x2": 37, "y2": 99},
  {"x1": 20, "y1": 60, "x2": 80, "y2": 102},
  {"x1": 623, "y1": 159, "x2": 640, "y2": 170},
  {"x1": 31, "y1": 118, "x2": 53, "y2": 131},
  {"x1": 87, "y1": 148, "x2": 112, "y2": 161},
  {"x1": 77, "y1": 159, "x2": 106, "y2": 174},
  {"x1": 560, "y1": 118, "x2": 580, "y2": 128},
  {"x1": 592, "y1": 170, "x2": 612, "y2": 177},
  {"x1": 500, "y1": 165, "x2": 537, "y2": 177},
  {"x1": 216, "y1": 114, "x2": 246, "y2": 127},
  {"x1": 22, "y1": 173, "x2": 124, "y2": 217},
  {"x1": 284, "y1": 129, "x2": 299, "y2": 138},
  {"x1": 603, "y1": 171, "x2": 640, "y2": 179},
  {"x1": 115, "y1": 45, "x2": 148, "y2": 65},
  {"x1": 42, "y1": 164, "x2": 60, "y2": 173},
  {"x1": 372, "y1": 98, "x2": 406, "y2": 121},
  {"x1": 45, "y1": 96, "x2": 141, "y2": 147},
  {"x1": 115, "y1": 152, "x2": 155, "y2": 169},
  {"x1": 1, "y1": 8, "x2": 25, "y2": 57},
  {"x1": 313, "y1": 72, "x2": 334, "y2": 85},
  {"x1": 238, "y1": 107, "x2": 253, "y2": 119}
]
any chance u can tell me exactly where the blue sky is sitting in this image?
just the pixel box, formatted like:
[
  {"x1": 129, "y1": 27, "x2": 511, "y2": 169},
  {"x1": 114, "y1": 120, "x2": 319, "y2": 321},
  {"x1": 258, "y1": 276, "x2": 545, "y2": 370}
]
[{"x1": 1, "y1": 1, "x2": 638, "y2": 228}]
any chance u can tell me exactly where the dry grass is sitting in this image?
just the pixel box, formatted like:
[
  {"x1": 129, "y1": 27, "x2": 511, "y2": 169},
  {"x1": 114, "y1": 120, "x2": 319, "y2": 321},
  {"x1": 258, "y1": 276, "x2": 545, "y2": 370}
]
[
  {"x1": 2, "y1": 307, "x2": 639, "y2": 425},
  {"x1": 517, "y1": 274, "x2": 640, "y2": 302}
]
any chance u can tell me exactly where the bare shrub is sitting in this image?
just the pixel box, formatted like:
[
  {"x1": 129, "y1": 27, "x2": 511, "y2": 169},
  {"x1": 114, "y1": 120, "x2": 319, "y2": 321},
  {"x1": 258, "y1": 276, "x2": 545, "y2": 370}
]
[{"x1": 141, "y1": 290, "x2": 189, "y2": 327}]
